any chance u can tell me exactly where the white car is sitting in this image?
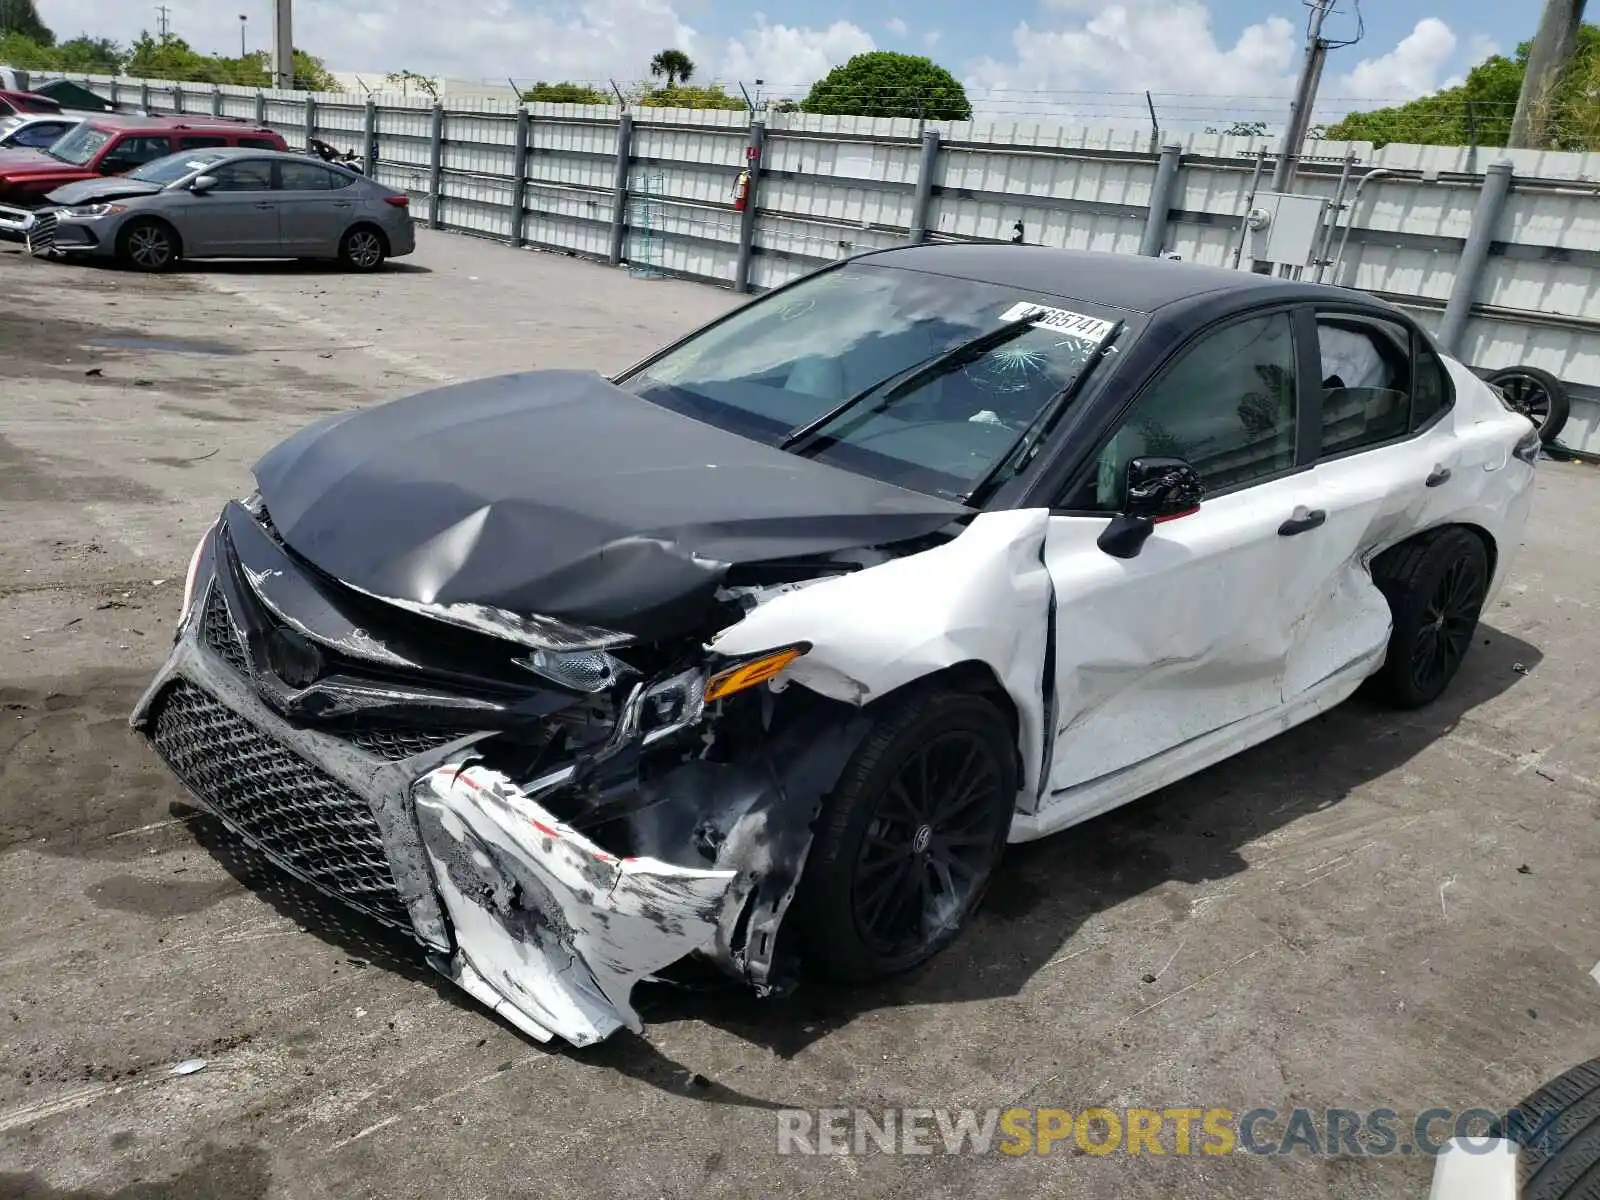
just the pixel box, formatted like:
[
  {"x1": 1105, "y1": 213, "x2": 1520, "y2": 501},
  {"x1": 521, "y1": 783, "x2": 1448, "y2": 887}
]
[
  {"x1": 132, "y1": 246, "x2": 1539, "y2": 1047},
  {"x1": 0, "y1": 113, "x2": 82, "y2": 151}
]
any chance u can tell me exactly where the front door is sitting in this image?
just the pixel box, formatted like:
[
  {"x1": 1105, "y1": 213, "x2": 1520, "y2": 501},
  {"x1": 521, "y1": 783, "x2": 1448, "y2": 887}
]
[
  {"x1": 274, "y1": 160, "x2": 357, "y2": 255},
  {"x1": 1039, "y1": 308, "x2": 1339, "y2": 819},
  {"x1": 180, "y1": 158, "x2": 279, "y2": 256}
]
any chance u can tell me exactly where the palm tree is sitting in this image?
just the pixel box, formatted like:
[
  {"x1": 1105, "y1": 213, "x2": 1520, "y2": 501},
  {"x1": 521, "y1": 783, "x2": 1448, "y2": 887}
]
[{"x1": 649, "y1": 49, "x2": 695, "y2": 88}]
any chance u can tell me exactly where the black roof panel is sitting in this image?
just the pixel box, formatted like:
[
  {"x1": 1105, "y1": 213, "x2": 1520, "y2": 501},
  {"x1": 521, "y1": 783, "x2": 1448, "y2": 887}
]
[{"x1": 861, "y1": 243, "x2": 1351, "y2": 316}]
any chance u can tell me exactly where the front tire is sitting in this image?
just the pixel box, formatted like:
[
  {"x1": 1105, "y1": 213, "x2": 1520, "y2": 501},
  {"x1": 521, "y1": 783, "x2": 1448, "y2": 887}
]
[
  {"x1": 339, "y1": 225, "x2": 386, "y2": 272},
  {"x1": 1370, "y1": 527, "x2": 1489, "y2": 709},
  {"x1": 118, "y1": 219, "x2": 179, "y2": 273},
  {"x1": 792, "y1": 688, "x2": 1017, "y2": 982}
]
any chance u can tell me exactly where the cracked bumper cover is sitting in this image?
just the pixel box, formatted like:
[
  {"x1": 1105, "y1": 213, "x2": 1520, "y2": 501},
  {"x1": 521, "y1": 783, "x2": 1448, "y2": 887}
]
[{"x1": 413, "y1": 765, "x2": 736, "y2": 1046}]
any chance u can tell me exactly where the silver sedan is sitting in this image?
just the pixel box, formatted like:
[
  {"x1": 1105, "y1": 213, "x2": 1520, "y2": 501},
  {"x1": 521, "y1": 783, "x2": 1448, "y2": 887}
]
[{"x1": 27, "y1": 146, "x2": 416, "y2": 272}]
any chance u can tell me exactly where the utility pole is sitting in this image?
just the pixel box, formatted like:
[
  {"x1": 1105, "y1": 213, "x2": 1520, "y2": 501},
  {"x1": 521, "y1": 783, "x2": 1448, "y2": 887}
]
[
  {"x1": 239, "y1": 13, "x2": 248, "y2": 59},
  {"x1": 1510, "y1": 0, "x2": 1587, "y2": 148},
  {"x1": 271, "y1": 0, "x2": 294, "y2": 90},
  {"x1": 155, "y1": 4, "x2": 171, "y2": 38},
  {"x1": 1269, "y1": 0, "x2": 1334, "y2": 194}
]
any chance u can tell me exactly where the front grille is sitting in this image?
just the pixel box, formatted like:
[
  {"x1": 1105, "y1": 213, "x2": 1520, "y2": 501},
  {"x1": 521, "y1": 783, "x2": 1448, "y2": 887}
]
[
  {"x1": 200, "y1": 587, "x2": 249, "y2": 675},
  {"x1": 25, "y1": 209, "x2": 57, "y2": 256},
  {"x1": 150, "y1": 680, "x2": 413, "y2": 930},
  {"x1": 347, "y1": 727, "x2": 462, "y2": 761}
]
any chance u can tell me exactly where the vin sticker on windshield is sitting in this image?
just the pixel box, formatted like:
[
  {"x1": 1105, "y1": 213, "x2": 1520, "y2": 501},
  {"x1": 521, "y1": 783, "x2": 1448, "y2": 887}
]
[{"x1": 999, "y1": 302, "x2": 1116, "y2": 344}]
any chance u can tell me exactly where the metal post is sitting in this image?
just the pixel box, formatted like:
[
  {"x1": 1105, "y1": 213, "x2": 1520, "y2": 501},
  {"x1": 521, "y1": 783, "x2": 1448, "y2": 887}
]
[
  {"x1": 271, "y1": 0, "x2": 294, "y2": 91},
  {"x1": 255, "y1": 90, "x2": 266, "y2": 124},
  {"x1": 172, "y1": 84, "x2": 184, "y2": 114},
  {"x1": 1311, "y1": 153, "x2": 1356, "y2": 283},
  {"x1": 1438, "y1": 160, "x2": 1514, "y2": 356},
  {"x1": 305, "y1": 94, "x2": 317, "y2": 149},
  {"x1": 510, "y1": 105, "x2": 530, "y2": 247},
  {"x1": 1230, "y1": 147, "x2": 1269, "y2": 269},
  {"x1": 428, "y1": 101, "x2": 445, "y2": 230},
  {"x1": 907, "y1": 128, "x2": 941, "y2": 245},
  {"x1": 140, "y1": 81, "x2": 151, "y2": 112},
  {"x1": 733, "y1": 119, "x2": 766, "y2": 294},
  {"x1": 1139, "y1": 142, "x2": 1183, "y2": 257},
  {"x1": 607, "y1": 112, "x2": 634, "y2": 266},
  {"x1": 212, "y1": 84, "x2": 223, "y2": 117},
  {"x1": 1270, "y1": 0, "x2": 1333, "y2": 194},
  {"x1": 363, "y1": 98, "x2": 378, "y2": 177},
  {"x1": 1510, "y1": 0, "x2": 1587, "y2": 149},
  {"x1": 109, "y1": 78, "x2": 120, "y2": 107}
]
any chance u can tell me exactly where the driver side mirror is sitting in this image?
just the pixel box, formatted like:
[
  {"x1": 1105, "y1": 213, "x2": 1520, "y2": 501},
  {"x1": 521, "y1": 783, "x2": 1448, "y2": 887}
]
[
  {"x1": 189, "y1": 175, "x2": 218, "y2": 194},
  {"x1": 1097, "y1": 456, "x2": 1204, "y2": 559}
]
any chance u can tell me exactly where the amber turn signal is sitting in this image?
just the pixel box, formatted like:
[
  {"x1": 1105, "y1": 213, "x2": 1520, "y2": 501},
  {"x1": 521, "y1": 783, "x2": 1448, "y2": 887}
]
[{"x1": 704, "y1": 646, "x2": 807, "y2": 703}]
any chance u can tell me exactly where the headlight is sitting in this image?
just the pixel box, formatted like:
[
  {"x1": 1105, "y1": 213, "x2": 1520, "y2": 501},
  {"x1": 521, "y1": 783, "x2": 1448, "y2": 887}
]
[
  {"x1": 513, "y1": 647, "x2": 632, "y2": 694},
  {"x1": 178, "y1": 521, "x2": 218, "y2": 630},
  {"x1": 62, "y1": 203, "x2": 127, "y2": 219}
]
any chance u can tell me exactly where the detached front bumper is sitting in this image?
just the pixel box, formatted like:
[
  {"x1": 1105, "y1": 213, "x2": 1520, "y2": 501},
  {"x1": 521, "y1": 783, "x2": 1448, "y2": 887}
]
[
  {"x1": 0, "y1": 201, "x2": 36, "y2": 239},
  {"x1": 130, "y1": 532, "x2": 745, "y2": 1048}
]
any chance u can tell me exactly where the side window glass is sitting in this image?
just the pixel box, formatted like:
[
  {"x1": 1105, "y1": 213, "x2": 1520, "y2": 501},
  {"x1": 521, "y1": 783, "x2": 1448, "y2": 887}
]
[
  {"x1": 179, "y1": 136, "x2": 228, "y2": 150},
  {"x1": 277, "y1": 161, "x2": 334, "y2": 190},
  {"x1": 1316, "y1": 316, "x2": 1413, "y2": 456},
  {"x1": 237, "y1": 137, "x2": 279, "y2": 150},
  {"x1": 210, "y1": 161, "x2": 274, "y2": 191},
  {"x1": 104, "y1": 135, "x2": 171, "y2": 168},
  {"x1": 1411, "y1": 339, "x2": 1452, "y2": 430},
  {"x1": 1087, "y1": 312, "x2": 1298, "y2": 509}
]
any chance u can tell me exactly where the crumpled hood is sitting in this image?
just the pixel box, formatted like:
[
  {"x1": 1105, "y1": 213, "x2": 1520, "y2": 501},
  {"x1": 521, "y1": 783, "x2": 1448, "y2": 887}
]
[
  {"x1": 45, "y1": 177, "x2": 162, "y2": 205},
  {"x1": 252, "y1": 370, "x2": 966, "y2": 638}
]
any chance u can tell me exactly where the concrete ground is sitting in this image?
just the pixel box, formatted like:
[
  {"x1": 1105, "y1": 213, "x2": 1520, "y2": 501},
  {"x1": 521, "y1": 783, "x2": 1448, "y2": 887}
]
[{"x1": 0, "y1": 231, "x2": 1596, "y2": 1200}]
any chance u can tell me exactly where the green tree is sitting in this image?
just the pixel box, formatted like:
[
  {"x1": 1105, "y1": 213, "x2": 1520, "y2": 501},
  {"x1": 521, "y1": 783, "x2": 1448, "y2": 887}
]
[
  {"x1": 1327, "y1": 25, "x2": 1600, "y2": 149},
  {"x1": 523, "y1": 81, "x2": 609, "y2": 104},
  {"x1": 0, "y1": 0, "x2": 52, "y2": 45},
  {"x1": 648, "y1": 49, "x2": 694, "y2": 87},
  {"x1": 641, "y1": 83, "x2": 744, "y2": 110},
  {"x1": 0, "y1": 30, "x2": 57, "y2": 68},
  {"x1": 1204, "y1": 119, "x2": 1269, "y2": 136},
  {"x1": 385, "y1": 69, "x2": 440, "y2": 100},
  {"x1": 800, "y1": 51, "x2": 971, "y2": 121},
  {"x1": 53, "y1": 35, "x2": 124, "y2": 73},
  {"x1": 292, "y1": 50, "x2": 338, "y2": 92}
]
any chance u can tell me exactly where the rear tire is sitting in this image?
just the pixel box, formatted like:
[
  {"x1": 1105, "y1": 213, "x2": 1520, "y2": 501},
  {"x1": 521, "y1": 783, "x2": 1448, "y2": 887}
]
[
  {"x1": 791, "y1": 687, "x2": 1017, "y2": 982},
  {"x1": 118, "y1": 219, "x2": 179, "y2": 273},
  {"x1": 1370, "y1": 527, "x2": 1489, "y2": 709},
  {"x1": 339, "y1": 225, "x2": 386, "y2": 272}
]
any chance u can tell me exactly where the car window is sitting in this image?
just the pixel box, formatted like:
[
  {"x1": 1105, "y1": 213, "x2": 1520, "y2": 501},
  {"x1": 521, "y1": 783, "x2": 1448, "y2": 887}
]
[
  {"x1": 17, "y1": 122, "x2": 68, "y2": 147},
  {"x1": 1084, "y1": 311, "x2": 1299, "y2": 509},
  {"x1": 1410, "y1": 338, "x2": 1452, "y2": 430},
  {"x1": 277, "y1": 161, "x2": 337, "y2": 190},
  {"x1": 621, "y1": 262, "x2": 1130, "y2": 502},
  {"x1": 179, "y1": 135, "x2": 228, "y2": 150},
  {"x1": 103, "y1": 135, "x2": 174, "y2": 169},
  {"x1": 1316, "y1": 316, "x2": 1414, "y2": 457},
  {"x1": 129, "y1": 151, "x2": 229, "y2": 184},
  {"x1": 209, "y1": 160, "x2": 275, "y2": 191},
  {"x1": 45, "y1": 123, "x2": 113, "y2": 165},
  {"x1": 237, "y1": 137, "x2": 279, "y2": 150}
]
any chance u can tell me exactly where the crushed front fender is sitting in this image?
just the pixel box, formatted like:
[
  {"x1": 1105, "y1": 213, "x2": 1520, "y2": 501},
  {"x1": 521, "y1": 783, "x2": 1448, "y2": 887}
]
[{"x1": 412, "y1": 764, "x2": 737, "y2": 1047}]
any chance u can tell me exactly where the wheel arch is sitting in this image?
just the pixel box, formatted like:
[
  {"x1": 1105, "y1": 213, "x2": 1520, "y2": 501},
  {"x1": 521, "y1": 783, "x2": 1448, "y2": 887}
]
[
  {"x1": 344, "y1": 220, "x2": 390, "y2": 253},
  {"x1": 851, "y1": 659, "x2": 1025, "y2": 788},
  {"x1": 118, "y1": 213, "x2": 183, "y2": 258},
  {"x1": 1373, "y1": 520, "x2": 1498, "y2": 585}
]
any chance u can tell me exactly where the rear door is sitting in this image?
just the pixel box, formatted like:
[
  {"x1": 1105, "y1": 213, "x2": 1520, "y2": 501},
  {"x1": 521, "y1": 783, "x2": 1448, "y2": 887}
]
[
  {"x1": 1039, "y1": 307, "x2": 1341, "y2": 816},
  {"x1": 1277, "y1": 310, "x2": 1464, "y2": 702},
  {"x1": 179, "y1": 157, "x2": 279, "y2": 256},
  {"x1": 274, "y1": 160, "x2": 356, "y2": 254}
]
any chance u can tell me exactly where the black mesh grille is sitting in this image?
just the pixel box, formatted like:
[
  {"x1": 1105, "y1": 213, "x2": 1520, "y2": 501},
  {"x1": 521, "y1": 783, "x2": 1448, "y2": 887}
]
[
  {"x1": 150, "y1": 680, "x2": 413, "y2": 930},
  {"x1": 201, "y1": 587, "x2": 248, "y2": 675},
  {"x1": 347, "y1": 728, "x2": 462, "y2": 761},
  {"x1": 25, "y1": 210, "x2": 57, "y2": 255}
]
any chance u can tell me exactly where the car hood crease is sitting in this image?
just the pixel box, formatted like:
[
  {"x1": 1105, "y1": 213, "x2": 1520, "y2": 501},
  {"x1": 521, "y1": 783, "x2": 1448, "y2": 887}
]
[{"x1": 252, "y1": 370, "x2": 967, "y2": 637}]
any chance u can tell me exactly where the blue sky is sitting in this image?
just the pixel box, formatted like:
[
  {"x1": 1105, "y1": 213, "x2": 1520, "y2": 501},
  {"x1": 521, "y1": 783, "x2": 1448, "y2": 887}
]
[{"x1": 43, "y1": 0, "x2": 1540, "y2": 121}]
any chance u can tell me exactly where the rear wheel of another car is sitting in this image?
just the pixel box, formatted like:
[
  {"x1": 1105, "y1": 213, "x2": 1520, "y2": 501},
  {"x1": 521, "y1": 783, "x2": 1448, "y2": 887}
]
[
  {"x1": 118, "y1": 217, "x2": 180, "y2": 273},
  {"x1": 339, "y1": 225, "x2": 387, "y2": 272},
  {"x1": 792, "y1": 686, "x2": 1017, "y2": 981}
]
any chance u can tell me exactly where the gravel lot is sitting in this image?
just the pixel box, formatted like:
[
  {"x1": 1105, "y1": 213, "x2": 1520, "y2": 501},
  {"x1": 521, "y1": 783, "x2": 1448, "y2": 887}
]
[{"x1": 1, "y1": 232, "x2": 1596, "y2": 1200}]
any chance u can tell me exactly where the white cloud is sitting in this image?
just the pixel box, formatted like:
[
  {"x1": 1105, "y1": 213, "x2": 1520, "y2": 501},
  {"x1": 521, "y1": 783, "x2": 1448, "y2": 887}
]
[
  {"x1": 1337, "y1": 17, "x2": 1456, "y2": 102},
  {"x1": 923, "y1": 30, "x2": 942, "y2": 49},
  {"x1": 717, "y1": 16, "x2": 875, "y2": 88},
  {"x1": 884, "y1": 17, "x2": 907, "y2": 36}
]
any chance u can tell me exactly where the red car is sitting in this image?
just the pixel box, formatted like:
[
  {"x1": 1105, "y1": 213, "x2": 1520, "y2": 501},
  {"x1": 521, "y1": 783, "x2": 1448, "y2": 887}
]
[
  {"x1": 0, "y1": 88, "x2": 63, "y2": 117},
  {"x1": 0, "y1": 114, "x2": 289, "y2": 232}
]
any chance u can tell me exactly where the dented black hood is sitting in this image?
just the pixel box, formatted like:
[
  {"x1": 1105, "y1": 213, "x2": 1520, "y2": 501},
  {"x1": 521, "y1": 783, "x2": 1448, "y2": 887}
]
[{"x1": 252, "y1": 370, "x2": 965, "y2": 638}]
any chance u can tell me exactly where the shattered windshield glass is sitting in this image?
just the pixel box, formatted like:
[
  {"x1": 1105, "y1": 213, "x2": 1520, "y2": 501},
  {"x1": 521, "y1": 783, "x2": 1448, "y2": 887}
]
[
  {"x1": 47, "y1": 123, "x2": 112, "y2": 165},
  {"x1": 620, "y1": 262, "x2": 1132, "y2": 502}
]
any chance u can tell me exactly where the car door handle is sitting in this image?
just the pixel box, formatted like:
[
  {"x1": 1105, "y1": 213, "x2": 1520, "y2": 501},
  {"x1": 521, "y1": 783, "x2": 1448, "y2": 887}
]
[
  {"x1": 332, "y1": 201, "x2": 353, "y2": 208},
  {"x1": 1425, "y1": 465, "x2": 1452, "y2": 487},
  {"x1": 253, "y1": 202, "x2": 275, "y2": 209},
  {"x1": 1278, "y1": 507, "x2": 1327, "y2": 536}
]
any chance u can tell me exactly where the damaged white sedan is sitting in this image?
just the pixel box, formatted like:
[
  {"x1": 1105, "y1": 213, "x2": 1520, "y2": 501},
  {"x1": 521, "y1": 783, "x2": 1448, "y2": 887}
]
[{"x1": 132, "y1": 245, "x2": 1538, "y2": 1047}]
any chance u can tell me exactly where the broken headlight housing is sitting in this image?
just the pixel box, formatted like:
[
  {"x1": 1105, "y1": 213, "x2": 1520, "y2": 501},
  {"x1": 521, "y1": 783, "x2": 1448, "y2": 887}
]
[{"x1": 513, "y1": 646, "x2": 632, "y2": 694}]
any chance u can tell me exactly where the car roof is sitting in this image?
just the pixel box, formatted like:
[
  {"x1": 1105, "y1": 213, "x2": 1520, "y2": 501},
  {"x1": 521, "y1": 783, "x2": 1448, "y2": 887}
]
[
  {"x1": 858, "y1": 243, "x2": 1361, "y2": 317},
  {"x1": 84, "y1": 114, "x2": 281, "y2": 134}
]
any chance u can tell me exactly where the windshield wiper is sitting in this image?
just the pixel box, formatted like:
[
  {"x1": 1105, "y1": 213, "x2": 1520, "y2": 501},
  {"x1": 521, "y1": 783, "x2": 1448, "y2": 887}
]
[{"x1": 776, "y1": 306, "x2": 1049, "y2": 452}]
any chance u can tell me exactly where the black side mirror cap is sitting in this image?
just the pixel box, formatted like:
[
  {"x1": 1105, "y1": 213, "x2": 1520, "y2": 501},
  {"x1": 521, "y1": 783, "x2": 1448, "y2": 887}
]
[{"x1": 1096, "y1": 457, "x2": 1204, "y2": 559}]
